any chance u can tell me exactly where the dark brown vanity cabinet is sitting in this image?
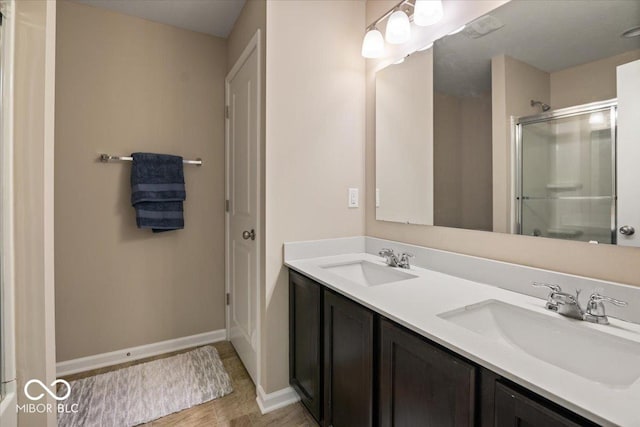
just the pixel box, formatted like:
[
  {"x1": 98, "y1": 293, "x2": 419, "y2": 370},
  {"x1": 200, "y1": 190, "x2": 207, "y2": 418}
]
[
  {"x1": 289, "y1": 271, "x2": 323, "y2": 422},
  {"x1": 493, "y1": 383, "x2": 585, "y2": 427},
  {"x1": 289, "y1": 270, "x2": 600, "y2": 427},
  {"x1": 379, "y1": 319, "x2": 477, "y2": 426},
  {"x1": 323, "y1": 290, "x2": 375, "y2": 427}
]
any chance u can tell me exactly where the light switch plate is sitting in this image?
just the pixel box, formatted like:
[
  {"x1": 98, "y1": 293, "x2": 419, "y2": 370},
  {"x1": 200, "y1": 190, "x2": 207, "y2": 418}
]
[
  {"x1": 375, "y1": 188, "x2": 380, "y2": 208},
  {"x1": 348, "y1": 188, "x2": 359, "y2": 208}
]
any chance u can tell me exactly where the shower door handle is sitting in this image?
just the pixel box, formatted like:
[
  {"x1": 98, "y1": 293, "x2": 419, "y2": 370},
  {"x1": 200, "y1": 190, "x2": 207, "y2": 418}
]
[{"x1": 619, "y1": 225, "x2": 635, "y2": 236}]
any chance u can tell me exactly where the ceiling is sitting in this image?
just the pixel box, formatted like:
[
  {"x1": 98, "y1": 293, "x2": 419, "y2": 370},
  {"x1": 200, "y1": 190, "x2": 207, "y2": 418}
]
[
  {"x1": 76, "y1": 0, "x2": 246, "y2": 38},
  {"x1": 434, "y1": 0, "x2": 640, "y2": 97}
]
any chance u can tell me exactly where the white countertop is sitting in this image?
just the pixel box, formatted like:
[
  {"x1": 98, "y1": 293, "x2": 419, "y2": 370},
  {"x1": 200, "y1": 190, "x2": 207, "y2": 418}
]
[{"x1": 286, "y1": 251, "x2": 640, "y2": 427}]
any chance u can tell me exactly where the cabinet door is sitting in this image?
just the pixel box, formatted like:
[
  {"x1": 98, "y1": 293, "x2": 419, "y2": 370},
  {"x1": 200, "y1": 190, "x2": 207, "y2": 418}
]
[
  {"x1": 323, "y1": 290, "x2": 374, "y2": 427},
  {"x1": 494, "y1": 382, "x2": 583, "y2": 427},
  {"x1": 289, "y1": 271, "x2": 322, "y2": 422},
  {"x1": 379, "y1": 319, "x2": 476, "y2": 427}
]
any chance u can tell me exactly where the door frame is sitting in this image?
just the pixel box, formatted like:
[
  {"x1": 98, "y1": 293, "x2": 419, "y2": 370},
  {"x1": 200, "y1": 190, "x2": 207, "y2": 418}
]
[
  {"x1": 0, "y1": 1, "x2": 16, "y2": 425},
  {"x1": 224, "y1": 29, "x2": 262, "y2": 386}
]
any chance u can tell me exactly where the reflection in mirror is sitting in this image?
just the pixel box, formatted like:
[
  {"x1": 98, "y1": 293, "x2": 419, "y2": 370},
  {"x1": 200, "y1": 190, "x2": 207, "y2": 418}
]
[
  {"x1": 376, "y1": 0, "x2": 640, "y2": 245},
  {"x1": 433, "y1": 34, "x2": 492, "y2": 231},
  {"x1": 375, "y1": 50, "x2": 433, "y2": 225},
  {"x1": 516, "y1": 101, "x2": 616, "y2": 244}
]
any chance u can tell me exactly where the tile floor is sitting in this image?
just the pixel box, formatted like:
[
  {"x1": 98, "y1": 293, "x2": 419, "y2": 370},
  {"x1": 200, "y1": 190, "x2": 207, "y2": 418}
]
[{"x1": 62, "y1": 341, "x2": 318, "y2": 426}]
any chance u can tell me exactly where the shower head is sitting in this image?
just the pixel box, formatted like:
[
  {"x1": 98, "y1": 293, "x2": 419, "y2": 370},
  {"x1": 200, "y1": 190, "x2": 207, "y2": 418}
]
[{"x1": 531, "y1": 100, "x2": 551, "y2": 112}]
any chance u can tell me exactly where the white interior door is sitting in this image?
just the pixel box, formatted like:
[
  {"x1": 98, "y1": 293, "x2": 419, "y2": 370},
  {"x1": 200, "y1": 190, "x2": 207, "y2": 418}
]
[
  {"x1": 225, "y1": 31, "x2": 260, "y2": 384},
  {"x1": 616, "y1": 59, "x2": 640, "y2": 247}
]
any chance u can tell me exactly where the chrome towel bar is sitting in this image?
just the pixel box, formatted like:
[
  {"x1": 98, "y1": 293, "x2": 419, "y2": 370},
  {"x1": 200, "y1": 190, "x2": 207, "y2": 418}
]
[{"x1": 99, "y1": 153, "x2": 203, "y2": 166}]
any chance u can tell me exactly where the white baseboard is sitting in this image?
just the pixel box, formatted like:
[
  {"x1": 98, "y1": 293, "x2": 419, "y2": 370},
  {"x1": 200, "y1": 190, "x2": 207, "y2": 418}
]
[
  {"x1": 256, "y1": 385, "x2": 300, "y2": 414},
  {"x1": 56, "y1": 329, "x2": 227, "y2": 377}
]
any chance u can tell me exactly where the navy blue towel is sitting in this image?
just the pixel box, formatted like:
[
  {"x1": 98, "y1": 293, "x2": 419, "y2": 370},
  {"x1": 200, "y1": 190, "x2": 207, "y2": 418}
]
[{"x1": 130, "y1": 153, "x2": 186, "y2": 232}]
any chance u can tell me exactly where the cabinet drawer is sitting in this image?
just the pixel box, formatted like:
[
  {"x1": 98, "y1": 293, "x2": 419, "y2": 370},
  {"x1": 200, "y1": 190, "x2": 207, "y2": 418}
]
[{"x1": 494, "y1": 382, "x2": 588, "y2": 427}]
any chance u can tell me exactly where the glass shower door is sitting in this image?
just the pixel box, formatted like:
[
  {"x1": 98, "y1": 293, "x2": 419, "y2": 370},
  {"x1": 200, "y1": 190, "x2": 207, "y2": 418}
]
[{"x1": 517, "y1": 103, "x2": 616, "y2": 244}]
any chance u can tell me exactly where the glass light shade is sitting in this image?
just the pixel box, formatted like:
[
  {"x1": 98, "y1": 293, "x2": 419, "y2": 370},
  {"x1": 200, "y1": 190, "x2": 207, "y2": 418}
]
[
  {"x1": 361, "y1": 28, "x2": 385, "y2": 58},
  {"x1": 414, "y1": 0, "x2": 444, "y2": 27},
  {"x1": 385, "y1": 10, "x2": 411, "y2": 44}
]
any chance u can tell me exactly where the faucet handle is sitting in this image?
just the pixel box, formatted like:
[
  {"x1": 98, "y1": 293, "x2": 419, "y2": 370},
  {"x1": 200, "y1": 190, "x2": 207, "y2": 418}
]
[
  {"x1": 532, "y1": 282, "x2": 562, "y2": 310},
  {"x1": 584, "y1": 293, "x2": 627, "y2": 325},
  {"x1": 379, "y1": 248, "x2": 399, "y2": 267},
  {"x1": 398, "y1": 252, "x2": 414, "y2": 269},
  {"x1": 588, "y1": 293, "x2": 628, "y2": 307},
  {"x1": 532, "y1": 282, "x2": 562, "y2": 293}
]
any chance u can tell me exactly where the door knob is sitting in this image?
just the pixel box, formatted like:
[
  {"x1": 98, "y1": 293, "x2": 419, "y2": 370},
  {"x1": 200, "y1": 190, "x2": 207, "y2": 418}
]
[
  {"x1": 242, "y1": 229, "x2": 256, "y2": 240},
  {"x1": 619, "y1": 225, "x2": 635, "y2": 236}
]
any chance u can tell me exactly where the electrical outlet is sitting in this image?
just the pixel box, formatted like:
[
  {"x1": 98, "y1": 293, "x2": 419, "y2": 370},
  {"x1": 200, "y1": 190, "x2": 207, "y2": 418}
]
[{"x1": 348, "y1": 188, "x2": 359, "y2": 208}]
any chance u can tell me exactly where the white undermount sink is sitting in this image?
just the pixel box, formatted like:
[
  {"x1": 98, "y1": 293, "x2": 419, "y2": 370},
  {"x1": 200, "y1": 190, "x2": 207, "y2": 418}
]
[
  {"x1": 439, "y1": 300, "x2": 640, "y2": 388},
  {"x1": 320, "y1": 260, "x2": 417, "y2": 286}
]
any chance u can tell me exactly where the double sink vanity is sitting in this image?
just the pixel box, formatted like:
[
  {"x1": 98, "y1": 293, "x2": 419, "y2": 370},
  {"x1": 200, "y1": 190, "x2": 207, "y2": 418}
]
[
  {"x1": 311, "y1": 1, "x2": 640, "y2": 425},
  {"x1": 285, "y1": 237, "x2": 640, "y2": 427}
]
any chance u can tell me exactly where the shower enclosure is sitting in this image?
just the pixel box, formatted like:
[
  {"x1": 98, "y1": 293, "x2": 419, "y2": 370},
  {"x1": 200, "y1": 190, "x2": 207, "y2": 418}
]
[{"x1": 515, "y1": 100, "x2": 617, "y2": 244}]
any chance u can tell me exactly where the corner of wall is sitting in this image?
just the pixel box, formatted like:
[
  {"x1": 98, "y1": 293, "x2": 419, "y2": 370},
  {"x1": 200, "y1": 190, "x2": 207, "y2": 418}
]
[{"x1": 263, "y1": 0, "x2": 366, "y2": 394}]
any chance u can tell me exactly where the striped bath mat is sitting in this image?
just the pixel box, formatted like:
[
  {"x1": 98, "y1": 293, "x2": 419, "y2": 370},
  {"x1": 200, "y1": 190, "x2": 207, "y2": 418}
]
[{"x1": 58, "y1": 346, "x2": 233, "y2": 427}]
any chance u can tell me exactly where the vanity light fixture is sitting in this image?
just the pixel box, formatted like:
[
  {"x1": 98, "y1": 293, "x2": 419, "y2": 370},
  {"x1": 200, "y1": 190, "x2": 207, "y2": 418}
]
[
  {"x1": 386, "y1": 9, "x2": 411, "y2": 44},
  {"x1": 414, "y1": 0, "x2": 444, "y2": 27},
  {"x1": 361, "y1": 27, "x2": 385, "y2": 58},
  {"x1": 361, "y1": 0, "x2": 445, "y2": 58}
]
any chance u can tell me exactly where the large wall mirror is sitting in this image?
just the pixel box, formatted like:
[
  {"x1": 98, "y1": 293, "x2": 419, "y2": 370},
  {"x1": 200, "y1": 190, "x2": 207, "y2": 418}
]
[{"x1": 375, "y1": 0, "x2": 640, "y2": 247}]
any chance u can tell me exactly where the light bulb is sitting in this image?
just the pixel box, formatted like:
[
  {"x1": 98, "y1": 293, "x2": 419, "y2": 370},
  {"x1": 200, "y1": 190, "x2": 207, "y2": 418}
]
[
  {"x1": 385, "y1": 10, "x2": 411, "y2": 44},
  {"x1": 361, "y1": 28, "x2": 385, "y2": 58},
  {"x1": 414, "y1": 0, "x2": 444, "y2": 27}
]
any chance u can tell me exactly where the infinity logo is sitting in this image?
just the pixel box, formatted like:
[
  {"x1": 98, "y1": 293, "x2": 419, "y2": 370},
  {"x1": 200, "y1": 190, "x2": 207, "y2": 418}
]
[{"x1": 24, "y1": 379, "x2": 72, "y2": 401}]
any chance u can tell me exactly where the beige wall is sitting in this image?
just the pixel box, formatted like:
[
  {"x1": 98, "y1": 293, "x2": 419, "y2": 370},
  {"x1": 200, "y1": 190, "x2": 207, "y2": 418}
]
[
  {"x1": 264, "y1": 0, "x2": 366, "y2": 393},
  {"x1": 227, "y1": 0, "x2": 265, "y2": 69},
  {"x1": 459, "y1": 91, "x2": 492, "y2": 230},
  {"x1": 551, "y1": 49, "x2": 640, "y2": 109},
  {"x1": 366, "y1": 3, "x2": 640, "y2": 287},
  {"x1": 491, "y1": 55, "x2": 550, "y2": 232},
  {"x1": 376, "y1": 50, "x2": 433, "y2": 225},
  {"x1": 55, "y1": 1, "x2": 227, "y2": 361},
  {"x1": 14, "y1": 0, "x2": 57, "y2": 425},
  {"x1": 434, "y1": 91, "x2": 492, "y2": 230},
  {"x1": 434, "y1": 92, "x2": 462, "y2": 227}
]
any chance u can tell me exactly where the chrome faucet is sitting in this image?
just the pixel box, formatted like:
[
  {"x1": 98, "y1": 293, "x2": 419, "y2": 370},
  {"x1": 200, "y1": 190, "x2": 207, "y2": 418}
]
[
  {"x1": 533, "y1": 282, "x2": 583, "y2": 320},
  {"x1": 532, "y1": 282, "x2": 627, "y2": 325},
  {"x1": 379, "y1": 248, "x2": 414, "y2": 269}
]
